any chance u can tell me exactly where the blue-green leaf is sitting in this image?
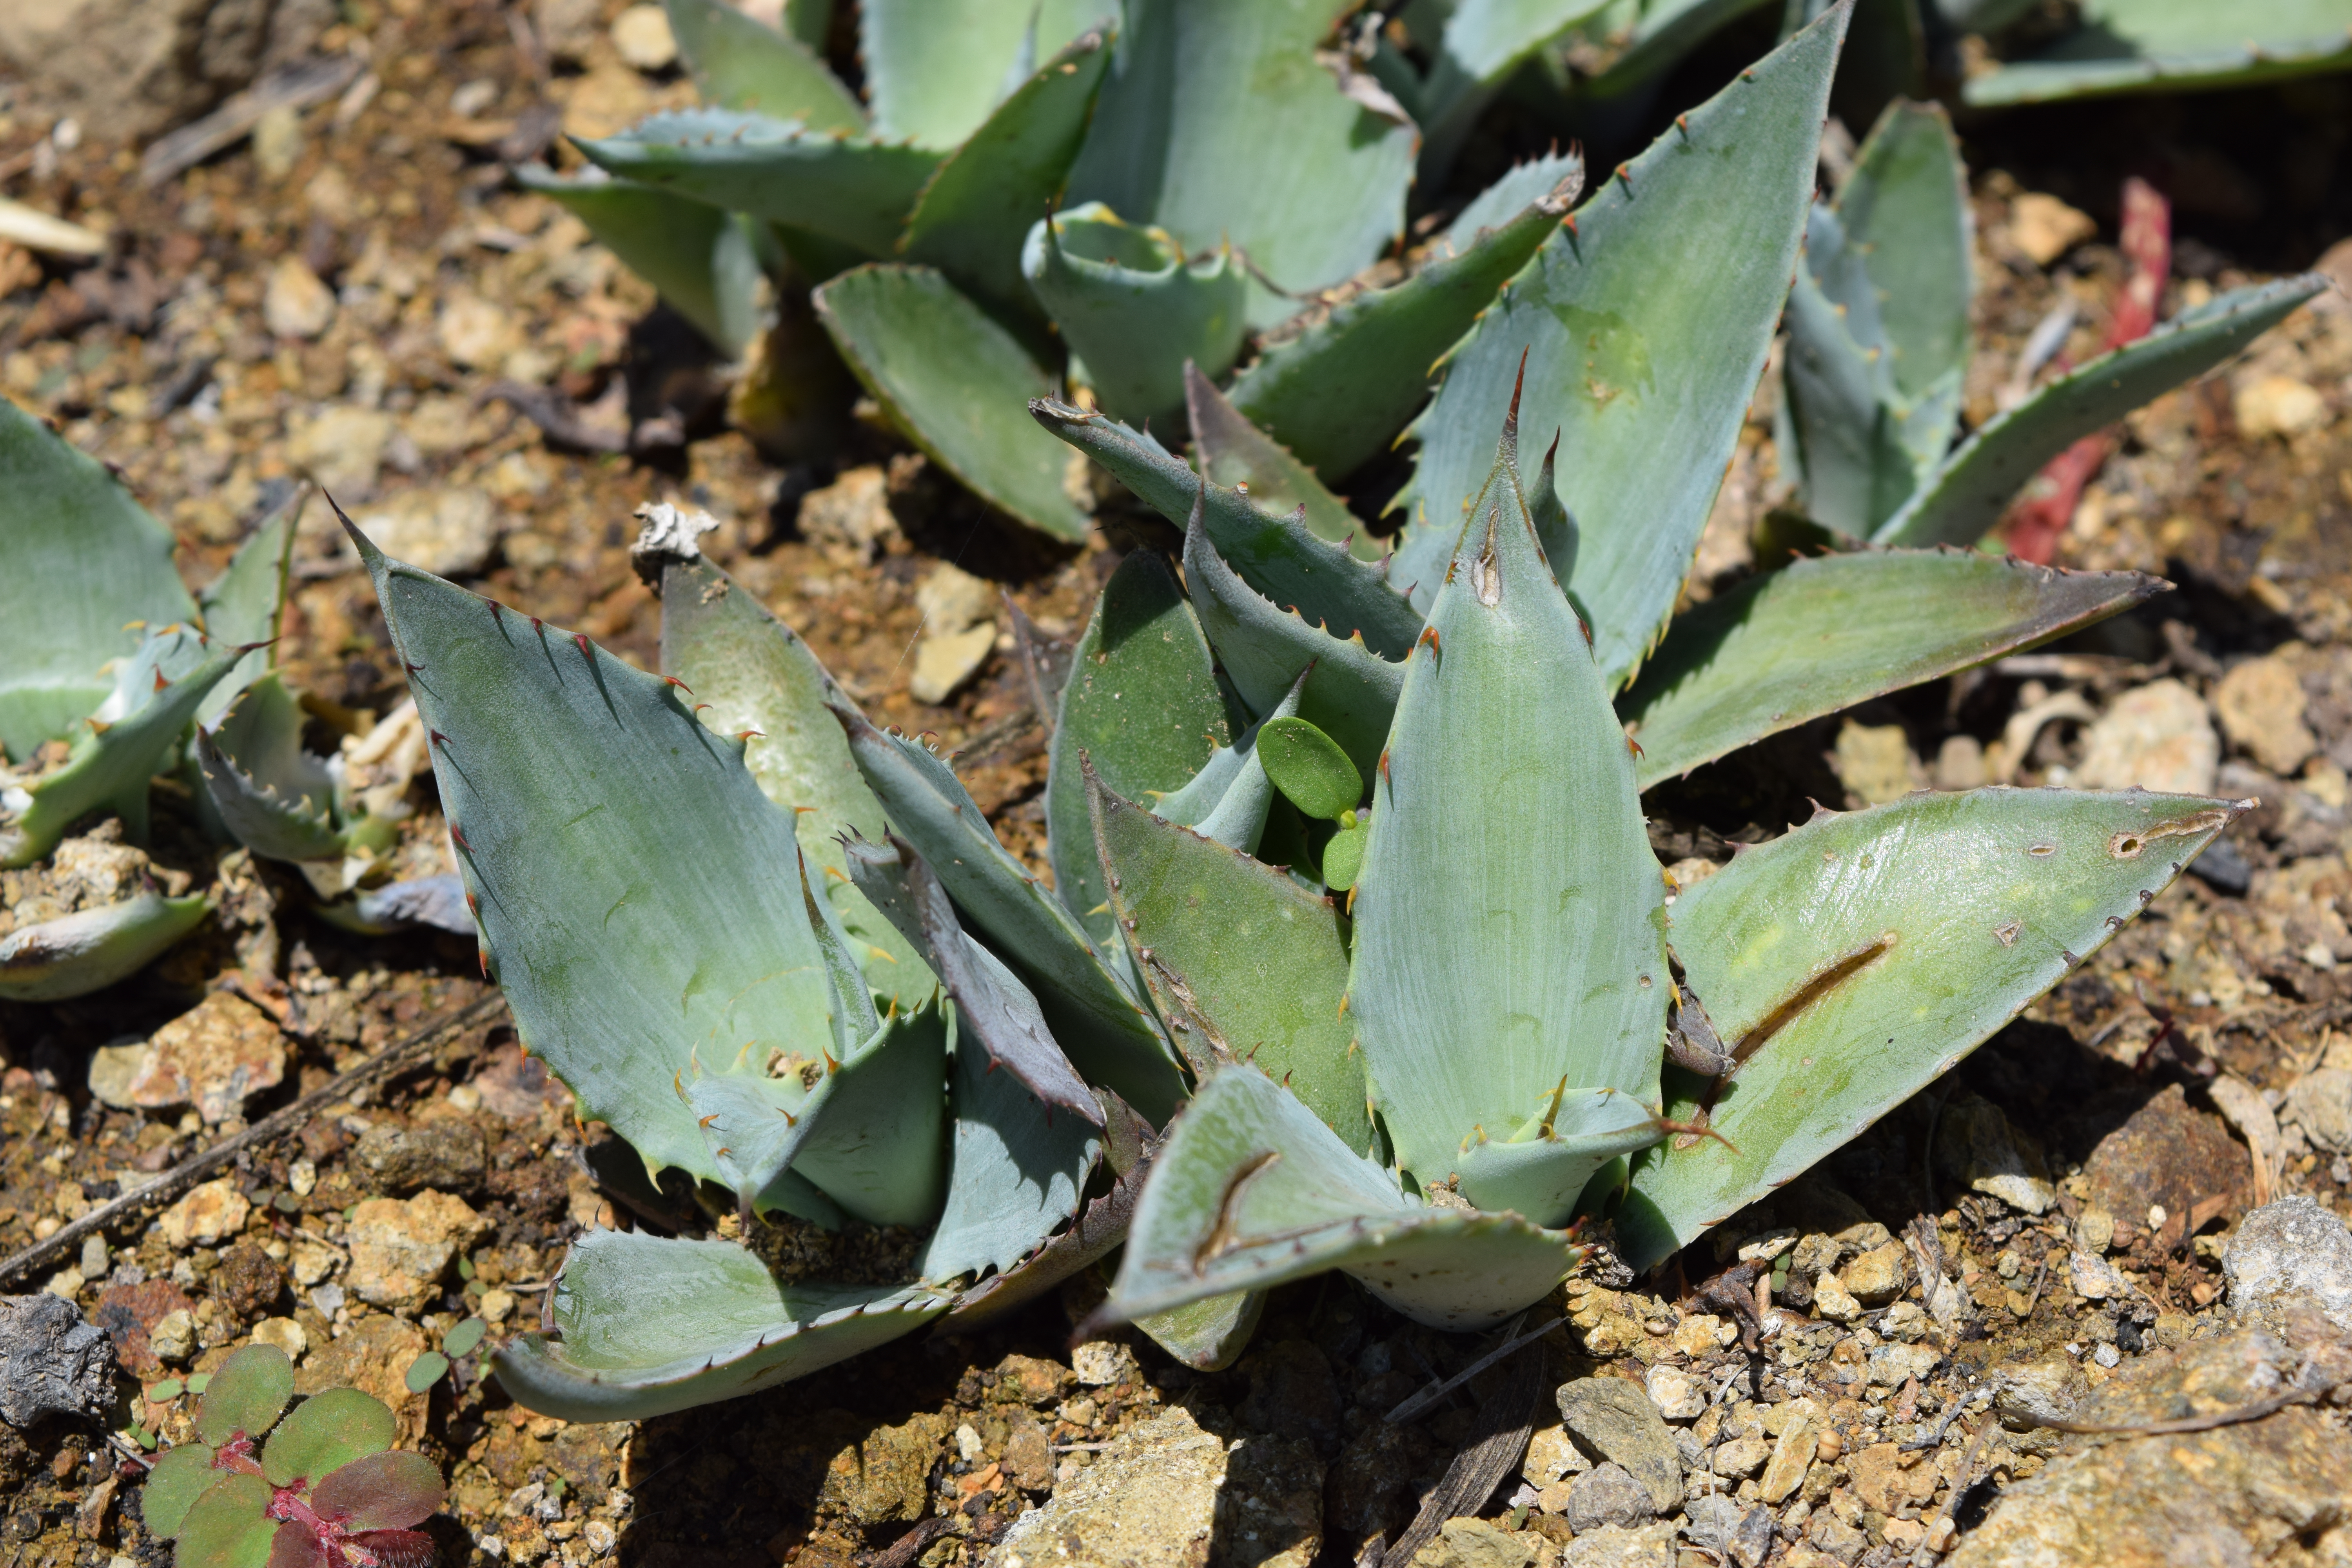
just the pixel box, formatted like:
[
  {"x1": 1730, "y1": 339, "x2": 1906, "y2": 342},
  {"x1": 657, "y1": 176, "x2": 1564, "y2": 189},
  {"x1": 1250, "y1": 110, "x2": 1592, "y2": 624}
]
[
  {"x1": 1963, "y1": 0, "x2": 2352, "y2": 105},
  {"x1": 918, "y1": 1024, "x2": 1102, "y2": 1283},
  {"x1": 1184, "y1": 365, "x2": 1374, "y2": 560},
  {"x1": 1023, "y1": 204, "x2": 1249, "y2": 422},
  {"x1": 0, "y1": 892, "x2": 212, "y2": 1002},
  {"x1": 664, "y1": 0, "x2": 866, "y2": 127},
  {"x1": 517, "y1": 167, "x2": 763, "y2": 356}
]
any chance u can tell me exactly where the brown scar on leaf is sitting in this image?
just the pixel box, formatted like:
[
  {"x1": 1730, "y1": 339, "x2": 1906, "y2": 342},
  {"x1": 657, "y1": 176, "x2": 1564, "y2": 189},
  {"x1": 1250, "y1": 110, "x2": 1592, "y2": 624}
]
[
  {"x1": 1194, "y1": 1150, "x2": 1281, "y2": 1274},
  {"x1": 2108, "y1": 802, "x2": 2248, "y2": 860},
  {"x1": 1729, "y1": 933, "x2": 1896, "y2": 1067}
]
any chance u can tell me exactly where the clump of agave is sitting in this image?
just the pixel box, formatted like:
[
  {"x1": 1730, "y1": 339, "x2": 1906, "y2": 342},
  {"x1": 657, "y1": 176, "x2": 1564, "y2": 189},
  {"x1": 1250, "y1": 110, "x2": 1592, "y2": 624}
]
[
  {"x1": 0, "y1": 404, "x2": 455, "y2": 1001},
  {"x1": 1775, "y1": 97, "x2": 2322, "y2": 550},
  {"x1": 137, "y1": 1343, "x2": 443, "y2": 1568},
  {"x1": 350, "y1": 7, "x2": 2264, "y2": 1419}
]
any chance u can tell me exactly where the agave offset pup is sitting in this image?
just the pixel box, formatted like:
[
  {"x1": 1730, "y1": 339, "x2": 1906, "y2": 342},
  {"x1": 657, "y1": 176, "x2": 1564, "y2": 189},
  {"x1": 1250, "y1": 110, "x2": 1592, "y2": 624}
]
[
  {"x1": 136, "y1": 1344, "x2": 443, "y2": 1568},
  {"x1": 0, "y1": 401, "x2": 433, "y2": 1001}
]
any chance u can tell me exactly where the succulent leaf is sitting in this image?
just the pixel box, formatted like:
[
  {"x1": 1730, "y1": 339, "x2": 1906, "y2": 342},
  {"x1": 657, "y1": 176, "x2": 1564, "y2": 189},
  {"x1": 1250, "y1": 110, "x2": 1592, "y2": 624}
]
[
  {"x1": 139, "y1": 1442, "x2": 222, "y2": 1539},
  {"x1": 1394, "y1": 2, "x2": 1848, "y2": 686},
  {"x1": 0, "y1": 891, "x2": 211, "y2": 1002},
  {"x1": 1350, "y1": 410, "x2": 1666, "y2": 1225},
  {"x1": 2, "y1": 632, "x2": 241, "y2": 866},
  {"x1": 1045, "y1": 548, "x2": 1229, "y2": 943},
  {"x1": 1181, "y1": 499, "x2": 1405, "y2": 779},
  {"x1": 656, "y1": 552, "x2": 932, "y2": 1007},
  {"x1": 1253, "y1": 716, "x2": 1361, "y2": 822},
  {"x1": 1443, "y1": 151, "x2": 1584, "y2": 253},
  {"x1": 1107, "y1": 1065, "x2": 1579, "y2": 1330},
  {"x1": 195, "y1": 674, "x2": 346, "y2": 864},
  {"x1": 814, "y1": 265, "x2": 1093, "y2": 541},
  {"x1": 1032, "y1": 401, "x2": 1421, "y2": 659},
  {"x1": 861, "y1": 0, "x2": 1112, "y2": 147},
  {"x1": 1022, "y1": 204, "x2": 1249, "y2": 421},
  {"x1": 194, "y1": 495, "x2": 300, "y2": 726},
  {"x1": 1134, "y1": 1289, "x2": 1265, "y2": 1372},
  {"x1": 352, "y1": 524, "x2": 837, "y2": 1194},
  {"x1": 1964, "y1": 0, "x2": 2352, "y2": 105},
  {"x1": 1781, "y1": 211, "x2": 1926, "y2": 538},
  {"x1": 0, "y1": 394, "x2": 196, "y2": 761},
  {"x1": 308, "y1": 1451, "x2": 445, "y2": 1532},
  {"x1": 831, "y1": 705, "x2": 1187, "y2": 1121},
  {"x1": 1066, "y1": 0, "x2": 1416, "y2": 328},
  {"x1": 488, "y1": 1229, "x2": 949, "y2": 1421},
  {"x1": 1089, "y1": 769, "x2": 1370, "y2": 1152},
  {"x1": 1621, "y1": 788, "x2": 2249, "y2": 1268},
  {"x1": 260, "y1": 1388, "x2": 396, "y2": 1489},
  {"x1": 1413, "y1": 0, "x2": 1613, "y2": 177},
  {"x1": 1223, "y1": 160, "x2": 1580, "y2": 483},
  {"x1": 1621, "y1": 550, "x2": 2165, "y2": 787},
  {"x1": 1833, "y1": 101, "x2": 1972, "y2": 418},
  {"x1": 174, "y1": 1472, "x2": 276, "y2": 1568},
  {"x1": 662, "y1": 0, "x2": 866, "y2": 127},
  {"x1": 1875, "y1": 274, "x2": 2328, "y2": 547},
  {"x1": 1151, "y1": 671, "x2": 1308, "y2": 855},
  {"x1": 1552, "y1": 0, "x2": 1782, "y2": 109},
  {"x1": 573, "y1": 110, "x2": 942, "y2": 257},
  {"x1": 517, "y1": 168, "x2": 764, "y2": 356},
  {"x1": 900, "y1": 29, "x2": 1115, "y2": 318},
  {"x1": 1184, "y1": 367, "x2": 1371, "y2": 559},
  {"x1": 916, "y1": 1017, "x2": 1104, "y2": 1283},
  {"x1": 194, "y1": 1344, "x2": 295, "y2": 1446},
  {"x1": 841, "y1": 834, "x2": 1100, "y2": 1123}
]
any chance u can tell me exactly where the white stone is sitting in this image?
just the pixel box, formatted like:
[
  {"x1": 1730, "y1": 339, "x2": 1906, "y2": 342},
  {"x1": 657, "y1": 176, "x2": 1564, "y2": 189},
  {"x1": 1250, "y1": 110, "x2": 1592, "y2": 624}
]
[{"x1": 2074, "y1": 679, "x2": 2219, "y2": 796}]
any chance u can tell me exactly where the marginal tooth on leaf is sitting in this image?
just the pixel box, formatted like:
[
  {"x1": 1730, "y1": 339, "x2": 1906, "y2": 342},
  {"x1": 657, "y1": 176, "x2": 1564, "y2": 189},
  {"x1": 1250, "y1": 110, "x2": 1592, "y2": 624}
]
[
  {"x1": 1626, "y1": 735, "x2": 1644, "y2": 759},
  {"x1": 574, "y1": 632, "x2": 593, "y2": 658},
  {"x1": 697, "y1": 1113, "x2": 719, "y2": 1128},
  {"x1": 531, "y1": 616, "x2": 543, "y2": 632},
  {"x1": 430, "y1": 731, "x2": 450, "y2": 748},
  {"x1": 450, "y1": 825, "x2": 472, "y2": 851},
  {"x1": 663, "y1": 675, "x2": 695, "y2": 694},
  {"x1": 478, "y1": 947, "x2": 492, "y2": 980},
  {"x1": 151, "y1": 667, "x2": 167, "y2": 692},
  {"x1": 737, "y1": 729, "x2": 765, "y2": 742}
]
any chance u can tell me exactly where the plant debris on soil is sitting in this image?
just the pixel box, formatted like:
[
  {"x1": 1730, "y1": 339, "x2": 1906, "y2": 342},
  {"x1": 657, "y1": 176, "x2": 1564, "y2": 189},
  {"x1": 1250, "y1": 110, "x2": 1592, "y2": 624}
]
[{"x1": 4, "y1": 5, "x2": 2352, "y2": 1568}]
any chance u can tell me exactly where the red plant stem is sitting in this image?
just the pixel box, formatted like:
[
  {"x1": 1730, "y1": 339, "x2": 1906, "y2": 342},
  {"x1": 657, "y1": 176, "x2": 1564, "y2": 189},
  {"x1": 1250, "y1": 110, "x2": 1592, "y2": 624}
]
[{"x1": 2003, "y1": 178, "x2": 2171, "y2": 564}]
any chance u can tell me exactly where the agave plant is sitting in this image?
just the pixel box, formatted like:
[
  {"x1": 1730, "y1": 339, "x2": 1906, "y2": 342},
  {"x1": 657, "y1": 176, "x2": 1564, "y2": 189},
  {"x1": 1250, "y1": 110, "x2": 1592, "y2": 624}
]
[
  {"x1": 526, "y1": 0, "x2": 1616, "y2": 545},
  {"x1": 0, "y1": 403, "x2": 439, "y2": 1000},
  {"x1": 1958, "y1": 0, "x2": 2352, "y2": 105},
  {"x1": 1777, "y1": 98, "x2": 2325, "y2": 550},
  {"x1": 339, "y1": 4, "x2": 2250, "y2": 1421},
  {"x1": 137, "y1": 1343, "x2": 443, "y2": 1568}
]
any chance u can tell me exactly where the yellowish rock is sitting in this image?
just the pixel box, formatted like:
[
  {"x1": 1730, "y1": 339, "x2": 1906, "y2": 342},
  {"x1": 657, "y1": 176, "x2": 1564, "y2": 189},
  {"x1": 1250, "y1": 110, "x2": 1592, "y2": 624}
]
[
  {"x1": 610, "y1": 4, "x2": 677, "y2": 70},
  {"x1": 2234, "y1": 374, "x2": 2328, "y2": 439},
  {"x1": 916, "y1": 561, "x2": 999, "y2": 636},
  {"x1": 1832, "y1": 719, "x2": 1923, "y2": 806},
  {"x1": 287, "y1": 405, "x2": 396, "y2": 498},
  {"x1": 263, "y1": 255, "x2": 334, "y2": 339},
  {"x1": 2074, "y1": 679, "x2": 2218, "y2": 796},
  {"x1": 250, "y1": 1317, "x2": 307, "y2": 1362},
  {"x1": 1670, "y1": 1312, "x2": 1733, "y2": 1357},
  {"x1": 158, "y1": 1178, "x2": 250, "y2": 1249},
  {"x1": 437, "y1": 290, "x2": 520, "y2": 371},
  {"x1": 345, "y1": 1191, "x2": 491, "y2": 1312},
  {"x1": 1841, "y1": 1240, "x2": 1909, "y2": 1305},
  {"x1": 127, "y1": 990, "x2": 286, "y2": 1124},
  {"x1": 2008, "y1": 193, "x2": 2096, "y2": 266},
  {"x1": 2212, "y1": 654, "x2": 2318, "y2": 776},
  {"x1": 910, "y1": 623, "x2": 996, "y2": 705}
]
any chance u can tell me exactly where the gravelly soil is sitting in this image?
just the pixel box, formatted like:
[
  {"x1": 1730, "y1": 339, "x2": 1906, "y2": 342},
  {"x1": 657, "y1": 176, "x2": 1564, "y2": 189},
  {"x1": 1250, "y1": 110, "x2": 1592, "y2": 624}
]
[{"x1": 2, "y1": 6, "x2": 2351, "y2": 1568}]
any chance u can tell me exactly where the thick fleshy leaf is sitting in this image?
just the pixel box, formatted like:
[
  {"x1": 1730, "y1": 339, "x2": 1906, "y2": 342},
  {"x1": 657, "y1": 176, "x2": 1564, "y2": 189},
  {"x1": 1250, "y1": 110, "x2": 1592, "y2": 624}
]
[
  {"x1": 138, "y1": 1442, "x2": 220, "y2": 1538},
  {"x1": 815, "y1": 266, "x2": 1092, "y2": 542},
  {"x1": 1107, "y1": 1066, "x2": 1579, "y2": 1330},
  {"x1": 946, "y1": 1105, "x2": 1156, "y2": 1327},
  {"x1": 1254, "y1": 717, "x2": 1360, "y2": 821},
  {"x1": 664, "y1": 0, "x2": 864, "y2": 126},
  {"x1": 1151, "y1": 675, "x2": 1304, "y2": 856},
  {"x1": 1350, "y1": 412, "x2": 1666, "y2": 1225},
  {"x1": 0, "y1": 395, "x2": 196, "y2": 761},
  {"x1": 1224, "y1": 163, "x2": 1579, "y2": 483},
  {"x1": 832, "y1": 707, "x2": 1186, "y2": 1120},
  {"x1": 517, "y1": 167, "x2": 762, "y2": 356},
  {"x1": 861, "y1": 0, "x2": 1072, "y2": 146},
  {"x1": 842, "y1": 834, "x2": 1100, "y2": 1123},
  {"x1": 310, "y1": 1451, "x2": 444, "y2": 1532},
  {"x1": 1183, "y1": 501, "x2": 1404, "y2": 779},
  {"x1": 1066, "y1": 0, "x2": 1416, "y2": 327},
  {"x1": 488, "y1": 1228, "x2": 948, "y2": 1421},
  {"x1": 1621, "y1": 550, "x2": 2165, "y2": 788},
  {"x1": 353, "y1": 524, "x2": 836, "y2": 1193},
  {"x1": 194, "y1": 496, "x2": 299, "y2": 725},
  {"x1": 1834, "y1": 101, "x2": 1971, "y2": 414},
  {"x1": 1395, "y1": 6, "x2": 1847, "y2": 686},
  {"x1": 657, "y1": 553, "x2": 931, "y2": 1007},
  {"x1": 1876, "y1": 275, "x2": 2327, "y2": 546},
  {"x1": 1781, "y1": 212, "x2": 1923, "y2": 539},
  {"x1": 1134, "y1": 1290, "x2": 1265, "y2": 1372},
  {"x1": 1033, "y1": 401, "x2": 1421, "y2": 659},
  {"x1": 316, "y1": 875, "x2": 471, "y2": 937},
  {"x1": 1445, "y1": 152, "x2": 1583, "y2": 252},
  {"x1": 1022, "y1": 205, "x2": 1249, "y2": 422},
  {"x1": 1090, "y1": 771, "x2": 1369, "y2": 1152},
  {"x1": 1183, "y1": 367, "x2": 1372, "y2": 559},
  {"x1": 1045, "y1": 550, "x2": 1229, "y2": 942},
  {"x1": 1550, "y1": 0, "x2": 1781, "y2": 108},
  {"x1": 1415, "y1": 0, "x2": 1612, "y2": 174},
  {"x1": 176, "y1": 1474, "x2": 276, "y2": 1568},
  {"x1": 196, "y1": 674, "x2": 344, "y2": 863},
  {"x1": 195, "y1": 1344, "x2": 294, "y2": 1446},
  {"x1": 3, "y1": 635, "x2": 240, "y2": 867},
  {"x1": 1964, "y1": 0, "x2": 2352, "y2": 105},
  {"x1": 573, "y1": 111, "x2": 941, "y2": 257},
  {"x1": 261, "y1": 1388, "x2": 396, "y2": 1488},
  {"x1": 0, "y1": 891, "x2": 211, "y2": 1002},
  {"x1": 1619, "y1": 788, "x2": 2249, "y2": 1269},
  {"x1": 900, "y1": 31, "x2": 1114, "y2": 317},
  {"x1": 686, "y1": 999, "x2": 948, "y2": 1225},
  {"x1": 917, "y1": 1024, "x2": 1103, "y2": 1283}
]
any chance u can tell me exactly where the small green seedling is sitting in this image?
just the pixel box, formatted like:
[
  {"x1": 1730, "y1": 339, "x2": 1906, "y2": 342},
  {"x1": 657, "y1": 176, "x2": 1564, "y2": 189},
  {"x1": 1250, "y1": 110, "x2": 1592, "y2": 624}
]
[
  {"x1": 138, "y1": 1343, "x2": 443, "y2": 1568},
  {"x1": 402, "y1": 1317, "x2": 488, "y2": 1394},
  {"x1": 1254, "y1": 716, "x2": 1369, "y2": 891}
]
